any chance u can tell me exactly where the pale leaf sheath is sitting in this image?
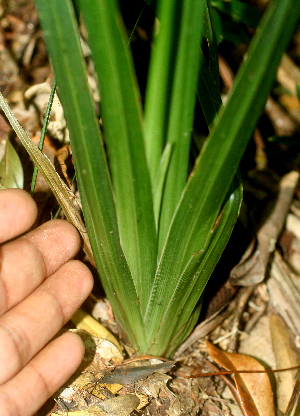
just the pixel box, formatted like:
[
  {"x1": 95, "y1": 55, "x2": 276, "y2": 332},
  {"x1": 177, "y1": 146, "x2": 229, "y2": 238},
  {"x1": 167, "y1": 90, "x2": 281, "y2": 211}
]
[{"x1": 0, "y1": 92, "x2": 94, "y2": 264}]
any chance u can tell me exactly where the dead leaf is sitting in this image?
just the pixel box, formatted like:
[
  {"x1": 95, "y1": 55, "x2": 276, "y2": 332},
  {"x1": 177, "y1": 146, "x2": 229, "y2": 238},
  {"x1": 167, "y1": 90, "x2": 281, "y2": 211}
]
[
  {"x1": 55, "y1": 144, "x2": 73, "y2": 186},
  {"x1": 99, "y1": 394, "x2": 140, "y2": 415},
  {"x1": 270, "y1": 314, "x2": 299, "y2": 413},
  {"x1": 267, "y1": 251, "x2": 300, "y2": 342},
  {"x1": 206, "y1": 340, "x2": 275, "y2": 416},
  {"x1": 50, "y1": 393, "x2": 139, "y2": 415},
  {"x1": 98, "y1": 360, "x2": 175, "y2": 385},
  {"x1": 230, "y1": 171, "x2": 299, "y2": 286},
  {"x1": 284, "y1": 372, "x2": 300, "y2": 416}
]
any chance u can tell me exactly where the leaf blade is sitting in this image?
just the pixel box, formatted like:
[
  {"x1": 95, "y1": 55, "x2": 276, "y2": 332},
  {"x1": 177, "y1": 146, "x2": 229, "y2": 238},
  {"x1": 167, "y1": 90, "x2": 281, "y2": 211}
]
[
  {"x1": 146, "y1": 175, "x2": 242, "y2": 354},
  {"x1": 145, "y1": 0, "x2": 206, "y2": 255},
  {"x1": 76, "y1": 0, "x2": 157, "y2": 312},
  {"x1": 0, "y1": 136, "x2": 24, "y2": 189},
  {"x1": 145, "y1": 0, "x2": 300, "y2": 352},
  {"x1": 207, "y1": 341, "x2": 275, "y2": 416},
  {"x1": 34, "y1": 0, "x2": 148, "y2": 350}
]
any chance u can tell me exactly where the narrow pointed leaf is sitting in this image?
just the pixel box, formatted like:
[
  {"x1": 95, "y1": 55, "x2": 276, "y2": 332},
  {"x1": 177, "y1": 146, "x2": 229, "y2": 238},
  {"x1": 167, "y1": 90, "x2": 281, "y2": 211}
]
[
  {"x1": 166, "y1": 301, "x2": 202, "y2": 358},
  {"x1": 75, "y1": 0, "x2": 157, "y2": 312},
  {"x1": 146, "y1": 176, "x2": 242, "y2": 355},
  {"x1": 152, "y1": 143, "x2": 173, "y2": 227},
  {"x1": 144, "y1": 0, "x2": 206, "y2": 255},
  {"x1": 145, "y1": 0, "x2": 300, "y2": 351},
  {"x1": 144, "y1": 0, "x2": 182, "y2": 184},
  {"x1": 198, "y1": 0, "x2": 222, "y2": 130},
  {"x1": 203, "y1": 0, "x2": 220, "y2": 92},
  {"x1": 197, "y1": 52, "x2": 222, "y2": 129},
  {"x1": 157, "y1": 0, "x2": 206, "y2": 255},
  {"x1": 34, "y1": 0, "x2": 147, "y2": 350},
  {"x1": 31, "y1": 78, "x2": 56, "y2": 194}
]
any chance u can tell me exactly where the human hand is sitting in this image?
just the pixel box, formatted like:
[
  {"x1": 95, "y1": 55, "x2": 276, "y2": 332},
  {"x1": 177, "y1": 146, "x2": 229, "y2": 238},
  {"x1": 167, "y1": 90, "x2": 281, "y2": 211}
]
[{"x1": 0, "y1": 189, "x2": 93, "y2": 416}]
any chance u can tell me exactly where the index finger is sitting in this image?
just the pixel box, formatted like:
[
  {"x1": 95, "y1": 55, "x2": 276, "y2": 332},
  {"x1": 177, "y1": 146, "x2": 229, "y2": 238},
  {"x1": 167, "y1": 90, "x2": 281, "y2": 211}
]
[{"x1": 0, "y1": 189, "x2": 37, "y2": 243}]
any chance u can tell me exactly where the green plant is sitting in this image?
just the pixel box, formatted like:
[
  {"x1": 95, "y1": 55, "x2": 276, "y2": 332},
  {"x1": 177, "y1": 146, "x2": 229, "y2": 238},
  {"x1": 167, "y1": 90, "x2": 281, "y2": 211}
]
[{"x1": 5, "y1": 0, "x2": 300, "y2": 357}]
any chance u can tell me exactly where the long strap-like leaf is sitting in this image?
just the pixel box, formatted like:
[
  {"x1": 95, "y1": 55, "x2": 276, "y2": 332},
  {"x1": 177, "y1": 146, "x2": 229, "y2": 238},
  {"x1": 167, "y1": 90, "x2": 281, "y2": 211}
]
[
  {"x1": 145, "y1": 0, "x2": 300, "y2": 341},
  {"x1": 34, "y1": 0, "x2": 147, "y2": 350},
  {"x1": 144, "y1": 0, "x2": 206, "y2": 255},
  {"x1": 75, "y1": 0, "x2": 157, "y2": 313},
  {"x1": 148, "y1": 177, "x2": 242, "y2": 355}
]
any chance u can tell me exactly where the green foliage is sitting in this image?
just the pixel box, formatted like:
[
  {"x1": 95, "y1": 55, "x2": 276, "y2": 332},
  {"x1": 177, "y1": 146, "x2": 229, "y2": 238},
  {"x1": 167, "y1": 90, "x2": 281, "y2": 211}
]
[
  {"x1": 0, "y1": 136, "x2": 24, "y2": 189},
  {"x1": 31, "y1": 78, "x2": 57, "y2": 194},
  {"x1": 211, "y1": 0, "x2": 261, "y2": 44},
  {"x1": 296, "y1": 83, "x2": 300, "y2": 101},
  {"x1": 33, "y1": 0, "x2": 300, "y2": 356}
]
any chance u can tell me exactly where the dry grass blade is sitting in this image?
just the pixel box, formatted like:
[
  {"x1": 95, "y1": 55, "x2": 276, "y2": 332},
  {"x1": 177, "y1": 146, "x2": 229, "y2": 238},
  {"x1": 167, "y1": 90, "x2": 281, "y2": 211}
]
[{"x1": 0, "y1": 92, "x2": 94, "y2": 264}]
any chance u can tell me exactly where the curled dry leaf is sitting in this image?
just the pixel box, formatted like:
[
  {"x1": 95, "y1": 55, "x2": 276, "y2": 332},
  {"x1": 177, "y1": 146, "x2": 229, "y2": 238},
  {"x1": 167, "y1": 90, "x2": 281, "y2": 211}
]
[{"x1": 206, "y1": 340, "x2": 275, "y2": 416}]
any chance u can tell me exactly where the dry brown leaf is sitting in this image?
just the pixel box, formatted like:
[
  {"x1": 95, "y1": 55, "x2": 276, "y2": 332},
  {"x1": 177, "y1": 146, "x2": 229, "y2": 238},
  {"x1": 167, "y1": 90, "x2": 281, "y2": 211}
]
[
  {"x1": 206, "y1": 340, "x2": 275, "y2": 416},
  {"x1": 270, "y1": 314, "x2": 299, "y2": 413},
  {"x1": 230, "y1": 171, "x2": 299, "y2": 286}
]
